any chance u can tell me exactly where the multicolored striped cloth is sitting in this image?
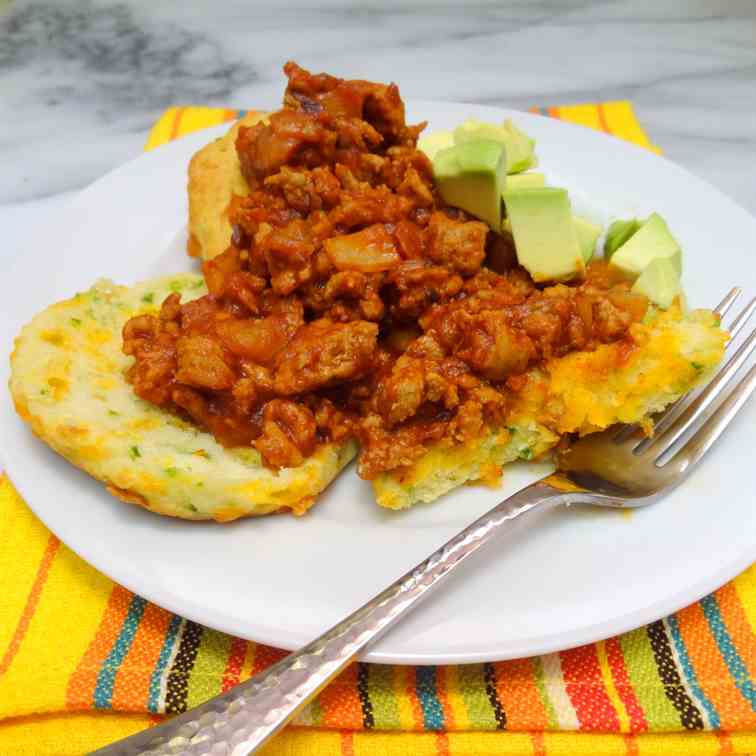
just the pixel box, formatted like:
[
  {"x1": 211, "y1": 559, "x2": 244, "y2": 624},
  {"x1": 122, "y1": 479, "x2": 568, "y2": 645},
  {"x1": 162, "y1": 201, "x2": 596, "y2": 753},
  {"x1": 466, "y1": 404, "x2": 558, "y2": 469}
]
[{"x1": 2, "y1": 101, "x2": 755, "y2": 756}]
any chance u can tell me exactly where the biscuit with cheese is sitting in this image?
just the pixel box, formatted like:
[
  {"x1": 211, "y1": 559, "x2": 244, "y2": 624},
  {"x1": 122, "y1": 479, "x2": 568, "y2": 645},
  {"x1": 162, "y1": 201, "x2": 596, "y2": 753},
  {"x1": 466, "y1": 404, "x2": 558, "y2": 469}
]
[
  {"x1": 187, "y1": 111, "x2": 267, "y2": 260},
  {"x1": 372, "y1": 305, "x2": 726, "y2": 510},
  {"x1": 10, "y1": 274, "x2": 356, "y2": 521}
]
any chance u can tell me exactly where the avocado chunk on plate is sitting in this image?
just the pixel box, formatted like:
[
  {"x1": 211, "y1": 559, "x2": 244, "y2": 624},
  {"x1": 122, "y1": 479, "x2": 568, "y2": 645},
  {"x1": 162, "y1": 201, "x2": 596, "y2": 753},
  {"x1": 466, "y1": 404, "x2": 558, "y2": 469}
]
[
  {"x1": 632, "y1": 257, "x2": 682, "y2": 309},
  {"x1": 433, "y1": 140, "x2": 507, "y2": 229},
  {"x1": 454, "y1": 118, "x2": 537, "y2": 174},
  {"x1": 417, "y1": 130, "x2": 454, "y2": 161},
  {"x1": 505, "y1": 172, "x2": 546, "y2": 191},
  {"x1": 503, "y1": 187, "x2": 585, "y2": 282},
  {"x1": 604, "y1": 218, "x2": 641, "y2": 260},
  {"x1": 609, "y1": 212, "x2": 682, "y2": 280},
  {"x1": 573, "y1": 215, "x2": 602, "y2": 264}
]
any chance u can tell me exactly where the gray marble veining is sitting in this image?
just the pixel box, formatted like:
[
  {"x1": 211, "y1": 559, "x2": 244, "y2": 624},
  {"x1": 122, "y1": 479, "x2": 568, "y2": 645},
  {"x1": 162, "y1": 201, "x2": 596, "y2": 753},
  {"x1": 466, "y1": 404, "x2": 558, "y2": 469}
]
[{"x1": 0, "y1": 0, "x2": 754, "y2": 214}]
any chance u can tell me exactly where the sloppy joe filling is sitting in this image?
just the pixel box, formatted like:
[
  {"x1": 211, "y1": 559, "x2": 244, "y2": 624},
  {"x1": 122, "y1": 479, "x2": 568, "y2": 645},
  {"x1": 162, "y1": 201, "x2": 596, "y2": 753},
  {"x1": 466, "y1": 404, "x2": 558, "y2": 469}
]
[{"x1": 123, "y1": 62, "x2": 649, "y2": 478}]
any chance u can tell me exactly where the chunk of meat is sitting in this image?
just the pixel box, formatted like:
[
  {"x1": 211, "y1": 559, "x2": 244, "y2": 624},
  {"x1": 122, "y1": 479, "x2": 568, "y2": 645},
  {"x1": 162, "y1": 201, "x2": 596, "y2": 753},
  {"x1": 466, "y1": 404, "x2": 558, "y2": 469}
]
[
  {"x1": 171, "y1": 385, "x2": 211, "y2": 427},
  {"x1": 318, "y1": 85, "x2": 366, "y2": 118},
  {"x1": 426, "y1": 212, "x2": 488, "y2": 276},
  {"x1": 259, "y1": 289, "x2": 306, "y2": 322},
  {"x1": 361, "y1": 81, "x2": 408, "y2": 144},
  {"x1": 172, "y1": 386, "x2": 259, "y2": 448},
  {"x1": 463, "y1": 267, "x2": 536, "y2": 303},
  {"x1": 203, "y1": 247, "x2": 243, "y2": 297},
  {"x1": 123, "y1": 314, "x2": 177, "y2": 406},
  {"x1": 175, "y1": 334, "x2": 235, "y2": 390},
  {"x1": 264, "y1": 166, "x2": 341, "y2": 215},
  {"x1": 202, "y1": 247, "x2": 269, "y2": 308},
  {"x1": 283, "y1": 61, "x2": 411, "y2": 146},
  {"x1": 380, "y1": 145, "x2": 433, "y2": 190},
  {"x1": 356, "y1": 413, "x2": 443, "y2": 479},
  {"x1": 284, "y1": 61, "x2": 342, "y2": 100},
  {"x1": 310, "y1": 397, "x2": 355, "y2": 443},
  {"x1": 274, "y1": 320, "x2": 378, "y2": 394},
  {"x1": 320, "y1": 271, "x2": 385, "y2": 322},
  {"x1": 232, "y1": 363, "x2": 275, "y2": 414},
  {"x1": 254, "y1": 399, "x2": 317, "y2": 468},
  {"x1": 228, "y1": 191, "x2": 301, "y2": 253},
  {"x1": 374, "y1": 355, "x2": 427, "y2": 426},
  {"x1": 322, "y1": 271, "x2": 369, "y2": 301},
  {"x1": 216, "y1": 314, "x2": 300, "y2": 365},
  {"x1": 333, "y1": 117, "x2": 384, "y2": 151},
  {"x1": 599, "y1": 292, "x2": 644, "y2": 339},
  {"x1": 397, "y1": 167, "x2": 434, "y2": 207},
  {"x1": 223, "y1": 271, "x2": 269, "y2": 314},
  {"x1": 257, "y1": 219, "x2": 316, "y2": 295},
  {"x1": 284, "y1": 61, "x2": 365, "y2": 119},
  {"x1": 451, "y1": 311, "x2": 536, "y2": 380},
  {"x1": 387, "y1": 262, "x2": 463, "y2": 320},
  {"x1": 404, "y1": 333, "x2": 446, "y2": 360},
  {"x1": 236, "y1": 110, "x2": 337, "y2": 186},
  {"x1": 180, "y1": 295, "x2": 223, "y2": 333},
  {"x1": 328, "y1": 186, "x2": 414, "y2": 230}
]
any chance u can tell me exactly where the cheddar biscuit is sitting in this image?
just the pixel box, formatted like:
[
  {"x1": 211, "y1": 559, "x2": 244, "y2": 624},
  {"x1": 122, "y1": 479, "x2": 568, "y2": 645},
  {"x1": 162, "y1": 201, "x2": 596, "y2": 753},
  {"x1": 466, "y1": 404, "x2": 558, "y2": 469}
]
[
  {"x1": 187, "y1": 111, "x2": 267, "y2": 261},
  {"x1": 10, "y1": 274, "x2": 356, "y2": 521}
]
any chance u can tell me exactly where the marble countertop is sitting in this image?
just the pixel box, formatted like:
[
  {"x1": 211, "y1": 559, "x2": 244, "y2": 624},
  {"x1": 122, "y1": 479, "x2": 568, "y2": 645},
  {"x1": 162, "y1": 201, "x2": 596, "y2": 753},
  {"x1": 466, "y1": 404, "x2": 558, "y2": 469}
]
[{"x1": 1, "y1": 0, "x2": 755, "y2": 235}]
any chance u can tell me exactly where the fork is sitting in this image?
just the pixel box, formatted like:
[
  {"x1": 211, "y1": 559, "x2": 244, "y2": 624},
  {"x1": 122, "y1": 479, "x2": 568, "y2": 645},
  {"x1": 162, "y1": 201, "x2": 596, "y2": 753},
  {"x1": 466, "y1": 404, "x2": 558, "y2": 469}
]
[{"x1": 94, "y1": 289, "x2": 756, "y2": 756}]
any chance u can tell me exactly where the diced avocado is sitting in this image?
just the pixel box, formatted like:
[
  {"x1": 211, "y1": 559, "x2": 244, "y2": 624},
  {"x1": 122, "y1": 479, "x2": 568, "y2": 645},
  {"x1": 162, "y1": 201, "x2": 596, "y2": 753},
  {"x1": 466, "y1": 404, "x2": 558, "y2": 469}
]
[
  {"x1": 417, "y1": 130, "x2": 454, "y2": 161},
  {"x1": 604, "y1": 218, "x2": 641, "y2": 260},
  {"x1": 573, "y1": 215, "x2": 602, "y2": 264},
  {"x1": 631, "y1": 257, "x2": 682, "y2": 309},
  {"x1": 609, "y1": 212, "x2": 682, "y2": 280},
  {"x1": 434, "y1": 140, "x2": 506, "y2": 229},
  {"x1": 503, "y1": 187, "x2": 585, "y2": 282},
  {"x1": 454, "y1": 119, "x2": 537, "y2": 174},
  {"x1": 500, "y1": 120, "x2": 538, "y2": 174},
  {"x1": 505, "y1": 172, "x2": 546, "y2": 190}
]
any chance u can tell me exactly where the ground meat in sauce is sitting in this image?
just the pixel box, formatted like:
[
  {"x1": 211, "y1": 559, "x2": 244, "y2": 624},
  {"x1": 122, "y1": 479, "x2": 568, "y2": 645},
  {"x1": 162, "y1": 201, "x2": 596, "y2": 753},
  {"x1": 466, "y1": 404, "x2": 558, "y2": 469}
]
[{"x1": 123, "y1": 61, "x2": 650, "y2": 475}]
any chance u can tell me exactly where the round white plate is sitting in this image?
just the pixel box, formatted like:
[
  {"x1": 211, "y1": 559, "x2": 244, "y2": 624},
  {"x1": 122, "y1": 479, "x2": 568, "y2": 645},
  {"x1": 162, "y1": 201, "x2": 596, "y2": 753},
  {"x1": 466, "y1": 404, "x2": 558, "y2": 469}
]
[{"x1": 1, "y1": 101, "x2": 755, "y2": 665}]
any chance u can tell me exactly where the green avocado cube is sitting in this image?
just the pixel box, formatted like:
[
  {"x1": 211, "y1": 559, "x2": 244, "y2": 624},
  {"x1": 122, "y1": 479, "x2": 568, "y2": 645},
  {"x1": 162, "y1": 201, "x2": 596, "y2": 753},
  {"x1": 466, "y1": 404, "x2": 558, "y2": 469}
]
[
  {"x1": 631, "y1": 257, "x2": 682, "y2": 309},
  {"x1": 503, "y1": 187, "x2": 585, "y2": 282},
  {"x1": 417, "y1": 130, "x2": 454, "y2": 161},
  {"x1": 434, "y1": 140, "x2": 507, "y2": 229},
  {"x1": 609, "y1": 212, "x2": 682, "y2": 280},
  {"x1": 500, "y1": 121, "x2": 538, "y2": 174},
  {"x1": 604, "y1": 218, "x2": 641, "y2": 260},
  {"x1": 505, "y1": 172, "x2": 546, "y2": 191},
  {"x1": 573, "y1": 215, "x2": 602, "y2": 264},
  {"x1": 454, "y1": 119, "x2": 537, "y2": 174}
]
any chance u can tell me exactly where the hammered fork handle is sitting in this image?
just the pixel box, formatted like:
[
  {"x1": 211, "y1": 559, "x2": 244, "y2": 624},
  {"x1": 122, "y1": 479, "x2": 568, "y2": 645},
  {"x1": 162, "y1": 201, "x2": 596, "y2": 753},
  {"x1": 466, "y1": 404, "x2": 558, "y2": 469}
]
[{"x1": 92, "y1": 481, "x2": 573, "y2": 756}]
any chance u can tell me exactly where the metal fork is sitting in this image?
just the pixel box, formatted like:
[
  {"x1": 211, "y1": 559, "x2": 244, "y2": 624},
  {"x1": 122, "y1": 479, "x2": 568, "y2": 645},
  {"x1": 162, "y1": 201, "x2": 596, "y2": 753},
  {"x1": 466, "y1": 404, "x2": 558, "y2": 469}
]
[{"x1": 93, "y1": 289, "x2": 756, "y2": 756}]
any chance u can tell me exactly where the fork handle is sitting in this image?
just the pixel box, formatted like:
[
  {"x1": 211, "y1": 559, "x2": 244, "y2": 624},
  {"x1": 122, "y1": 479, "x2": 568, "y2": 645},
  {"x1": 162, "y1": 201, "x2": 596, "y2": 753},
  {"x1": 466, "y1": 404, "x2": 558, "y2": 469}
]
[{"x1": 93, "y1": 480, "x2": 570, "y2": 756}]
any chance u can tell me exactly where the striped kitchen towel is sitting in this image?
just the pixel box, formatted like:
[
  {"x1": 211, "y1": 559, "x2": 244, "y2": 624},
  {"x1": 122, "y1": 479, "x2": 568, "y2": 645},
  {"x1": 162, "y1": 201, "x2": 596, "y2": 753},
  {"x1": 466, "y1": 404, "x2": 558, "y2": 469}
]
[{"x1": 2, "y1": 102, "x2": 755, "y2": 756}]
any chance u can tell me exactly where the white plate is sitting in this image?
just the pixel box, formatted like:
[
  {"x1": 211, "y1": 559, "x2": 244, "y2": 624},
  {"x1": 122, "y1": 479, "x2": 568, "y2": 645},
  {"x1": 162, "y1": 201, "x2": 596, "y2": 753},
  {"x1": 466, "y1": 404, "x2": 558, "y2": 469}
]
[{"x1": 1, "y1": 101, "x2": 755, "y2": 665}]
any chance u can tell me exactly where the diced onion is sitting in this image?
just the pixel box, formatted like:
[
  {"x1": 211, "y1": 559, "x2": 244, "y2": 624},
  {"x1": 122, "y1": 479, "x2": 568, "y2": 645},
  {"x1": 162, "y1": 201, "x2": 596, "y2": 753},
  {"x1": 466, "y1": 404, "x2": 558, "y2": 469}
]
[{"x1": 325, "y1": 224, "x2": 401, "y2": 273}]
